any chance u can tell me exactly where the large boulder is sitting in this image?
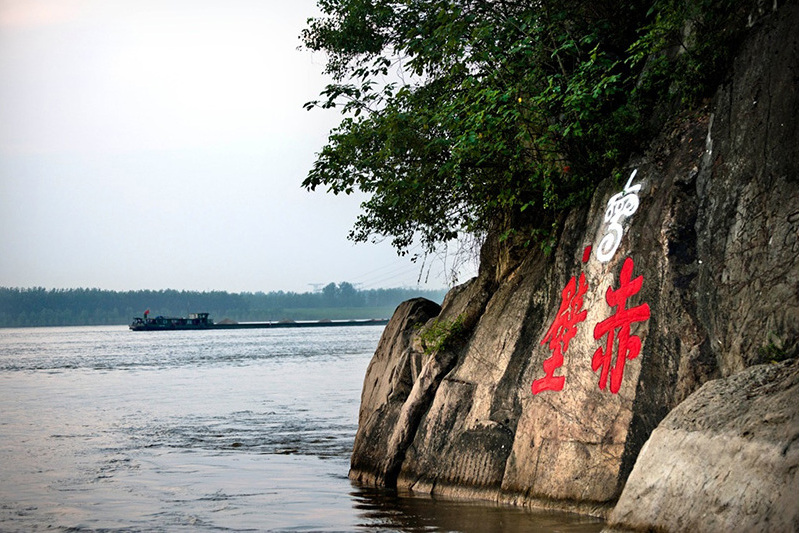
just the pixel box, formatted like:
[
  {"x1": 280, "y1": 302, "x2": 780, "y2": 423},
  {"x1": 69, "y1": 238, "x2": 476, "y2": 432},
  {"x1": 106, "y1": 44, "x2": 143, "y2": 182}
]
[{"x1": 605, "y1": 359, "x2": 798, "y2": 533}]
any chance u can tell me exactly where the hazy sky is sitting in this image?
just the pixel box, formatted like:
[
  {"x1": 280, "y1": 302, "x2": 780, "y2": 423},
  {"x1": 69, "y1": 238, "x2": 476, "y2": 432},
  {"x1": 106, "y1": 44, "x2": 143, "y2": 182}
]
[{"x1": 0, "y1": 0, "x2": 475, "y2": 293}]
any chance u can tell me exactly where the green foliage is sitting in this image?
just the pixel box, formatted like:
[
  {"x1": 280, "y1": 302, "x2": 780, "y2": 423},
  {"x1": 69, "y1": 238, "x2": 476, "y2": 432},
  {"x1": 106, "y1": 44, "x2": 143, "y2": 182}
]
[
  {"x1": 628, "y1": 0, "x2": 753, "y2": 106},
  {"x1": 757, "y1": 332, "x2": 793, "y2": 364},
  {"x1": 419, "y1": 314, "x2": 465, "y2": 355},
  {"x1": 303, "y1": 1, "x2": 648, "y2": 254},
  {"x1": 302, "y1": 0, "x2": 755, "y2": 256}
]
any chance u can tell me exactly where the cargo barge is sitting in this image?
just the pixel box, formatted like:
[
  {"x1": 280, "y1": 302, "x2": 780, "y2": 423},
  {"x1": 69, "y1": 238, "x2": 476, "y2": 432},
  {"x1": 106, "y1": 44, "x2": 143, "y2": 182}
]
[{"x1": 129, "y1": 312, "x2": 388, "y2": 331}]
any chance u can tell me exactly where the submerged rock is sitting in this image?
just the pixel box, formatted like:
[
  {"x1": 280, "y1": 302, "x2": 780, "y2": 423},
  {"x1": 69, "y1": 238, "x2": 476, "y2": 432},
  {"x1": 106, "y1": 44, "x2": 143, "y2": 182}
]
[{"x1": 605, "y1": 360, "x2": 798, "y2": 533}]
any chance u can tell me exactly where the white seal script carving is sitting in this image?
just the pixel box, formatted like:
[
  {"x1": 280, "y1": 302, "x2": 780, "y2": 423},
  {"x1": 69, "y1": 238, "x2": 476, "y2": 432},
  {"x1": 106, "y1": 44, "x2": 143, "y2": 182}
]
[{"x1": 596, "y1": 169, "x2": 641, "y2": 263}]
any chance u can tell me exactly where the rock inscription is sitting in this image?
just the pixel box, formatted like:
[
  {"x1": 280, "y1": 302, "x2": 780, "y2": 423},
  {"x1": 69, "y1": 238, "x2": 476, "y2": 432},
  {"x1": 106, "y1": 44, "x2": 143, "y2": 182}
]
[
  {"x1": 596, "y1": 169, "x2": 642, "y2": 263},
  {"x1": 532, "y1": 253, "x2": 651, "y2": 395}
]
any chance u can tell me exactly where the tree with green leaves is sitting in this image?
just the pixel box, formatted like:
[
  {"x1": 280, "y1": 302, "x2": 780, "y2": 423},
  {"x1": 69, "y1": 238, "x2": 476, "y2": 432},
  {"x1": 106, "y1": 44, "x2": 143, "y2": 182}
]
[{"x1": 301, "y1": 0, "x2": 752, "y2": 257}]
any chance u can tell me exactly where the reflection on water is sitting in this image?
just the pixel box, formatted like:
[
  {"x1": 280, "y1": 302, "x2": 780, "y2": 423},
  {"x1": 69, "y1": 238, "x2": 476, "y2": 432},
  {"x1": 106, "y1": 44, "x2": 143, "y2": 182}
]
[
  {"x1": 352, "y1": 487, "x2": 603, "y2": 532},
  {"x1": 0, "y1": 326, "x2": 603, "y2": 532}
]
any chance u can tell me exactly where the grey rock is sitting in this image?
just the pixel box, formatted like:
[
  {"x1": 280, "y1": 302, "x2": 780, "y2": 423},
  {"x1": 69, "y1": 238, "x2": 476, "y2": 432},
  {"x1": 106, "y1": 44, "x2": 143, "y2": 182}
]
[{"x1": 605, "y1": 359, "x2": 798, "y2": 533}]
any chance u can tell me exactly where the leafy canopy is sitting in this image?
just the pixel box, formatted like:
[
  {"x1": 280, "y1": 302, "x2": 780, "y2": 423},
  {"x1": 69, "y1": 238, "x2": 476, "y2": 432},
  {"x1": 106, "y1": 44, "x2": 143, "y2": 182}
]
[{"x1": 301, "y1": 0, "x2": 747, "y2": 256}]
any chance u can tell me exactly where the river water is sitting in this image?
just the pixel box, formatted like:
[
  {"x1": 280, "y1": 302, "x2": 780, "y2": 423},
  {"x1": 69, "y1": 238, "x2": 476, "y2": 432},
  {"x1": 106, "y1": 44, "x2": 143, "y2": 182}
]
[{"x1": 0, "y1": 325, "x2": 604, "y2": 532}]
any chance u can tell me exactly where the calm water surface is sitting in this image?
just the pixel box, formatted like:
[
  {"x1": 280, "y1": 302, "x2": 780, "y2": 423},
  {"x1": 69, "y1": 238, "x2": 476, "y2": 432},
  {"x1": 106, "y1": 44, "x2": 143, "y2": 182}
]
[{"x1": 0, "y1": 325, "x2": 603, "y2": 532}]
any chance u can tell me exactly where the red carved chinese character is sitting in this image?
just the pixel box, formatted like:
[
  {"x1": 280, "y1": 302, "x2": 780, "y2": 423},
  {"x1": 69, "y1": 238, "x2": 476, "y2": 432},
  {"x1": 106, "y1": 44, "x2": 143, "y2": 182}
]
[
  {"x1": 533, "y1": 272, "x2": 588, "y2": 394},
  {"x1": 592, "y1": 257, "x2": 651, "y2": 394}
]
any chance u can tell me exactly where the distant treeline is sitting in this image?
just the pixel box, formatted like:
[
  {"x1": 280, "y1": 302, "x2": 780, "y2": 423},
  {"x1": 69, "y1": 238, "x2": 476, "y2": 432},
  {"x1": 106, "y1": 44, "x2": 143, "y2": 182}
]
[{"x1": 0, "y1": 284, "x2": 448, "y2": 327}]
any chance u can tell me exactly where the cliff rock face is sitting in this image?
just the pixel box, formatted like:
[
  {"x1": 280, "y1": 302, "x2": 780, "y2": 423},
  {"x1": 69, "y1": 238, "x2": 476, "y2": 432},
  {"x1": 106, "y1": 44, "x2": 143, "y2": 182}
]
[{"x1": 350, "y1": 1, "x2": 798, "y2": 519}]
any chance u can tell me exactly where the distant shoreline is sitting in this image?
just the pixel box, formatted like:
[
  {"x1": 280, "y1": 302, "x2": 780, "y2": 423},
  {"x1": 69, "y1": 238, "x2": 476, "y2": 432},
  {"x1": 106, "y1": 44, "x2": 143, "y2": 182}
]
[{"x1": 0, "y1": 286, "x2": 448, "y2": 328}]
